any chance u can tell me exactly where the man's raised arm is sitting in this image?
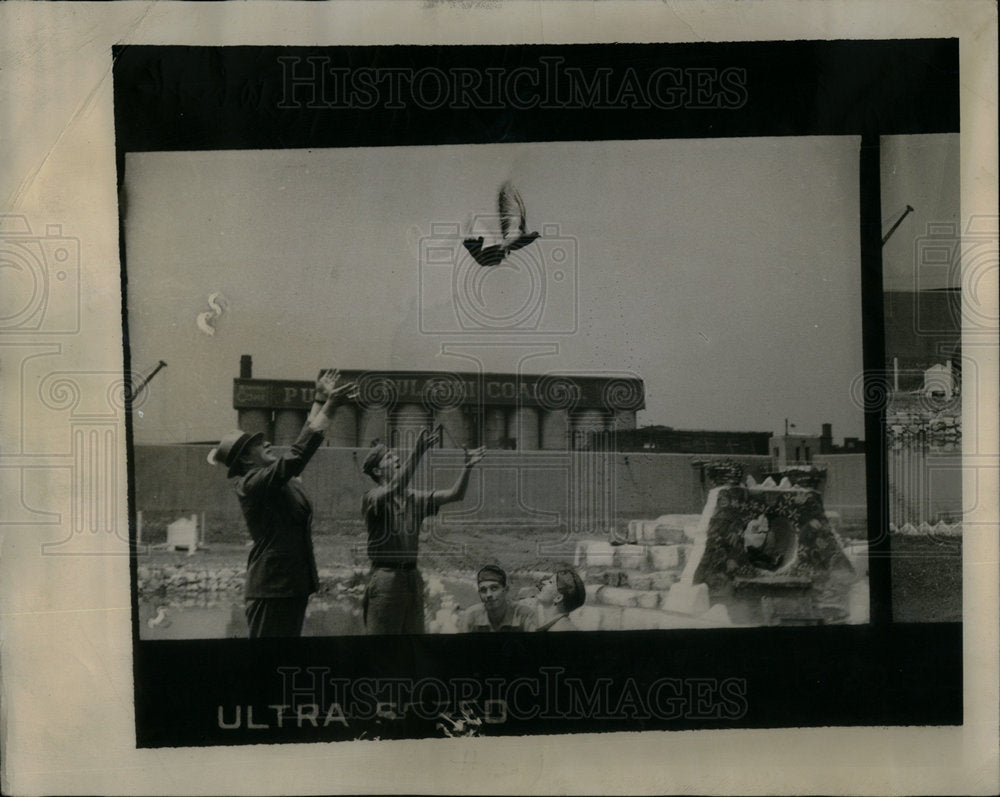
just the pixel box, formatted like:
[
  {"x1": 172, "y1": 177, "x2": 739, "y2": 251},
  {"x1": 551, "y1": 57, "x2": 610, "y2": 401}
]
[
  {"x1": 432, "y1": 446, "x2": 486, "y2": 506},
  {"x1": 307, "y1": 369, "x2": 357, "y2": 433},
  {"x1": 375, "y1": 427, "x2": 442, "y2": 499},
  {"x1": 241, "y1": 371, "x2": 355, "y2": 494}
]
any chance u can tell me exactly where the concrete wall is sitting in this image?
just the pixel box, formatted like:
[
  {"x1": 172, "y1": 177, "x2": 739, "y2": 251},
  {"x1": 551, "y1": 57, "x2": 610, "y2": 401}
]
[
  {"x1": 134, "y1": 446, "x2": 868, "y2": 539},
  {"x1": 814, "y1": 454, "x2": 868, "y2": 525}
]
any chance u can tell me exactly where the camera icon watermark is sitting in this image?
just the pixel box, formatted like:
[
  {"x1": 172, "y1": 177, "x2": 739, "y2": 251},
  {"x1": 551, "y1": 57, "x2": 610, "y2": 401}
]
[
  {"x1": 0, "y1": 214, "x2": 81, "y2": 334},
  {"x1": 913, "y1": 216, "x2": 997, "y2": 338},
  {"x1": 418, "y1": 221, "x2": 578, "y2": 334}
]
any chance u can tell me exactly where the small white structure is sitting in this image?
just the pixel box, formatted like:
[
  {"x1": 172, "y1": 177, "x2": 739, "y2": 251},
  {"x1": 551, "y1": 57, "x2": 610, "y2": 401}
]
[
  {"x1": 923, "y1": 362, "x2": 954, "y2": 398},
  {"x1": 166, "y1": 514, "x2": 199, "y2": 553}
]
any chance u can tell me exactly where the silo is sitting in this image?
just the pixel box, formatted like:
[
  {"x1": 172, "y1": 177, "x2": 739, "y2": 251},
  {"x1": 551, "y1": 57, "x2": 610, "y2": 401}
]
[
  {"x1": 327, "y1": 404, "x2": 358, "y2": 447},
  {"x1": 434, "y1": 407, "x2": 470, "y2": 449},
  {"x1": 540, "y1": 409, "x2": 570, "y2": 450},
  {"x1": 510, "y1": 407, "x2": 540, "y2": 450},
  {"x1": 273, "y1": 409, "x2": 307, "y2": 446}
]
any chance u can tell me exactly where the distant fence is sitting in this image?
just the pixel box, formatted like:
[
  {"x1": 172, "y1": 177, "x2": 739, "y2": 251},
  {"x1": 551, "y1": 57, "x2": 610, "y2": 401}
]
[{"x1": 886, "y1": 428, "x2": 963, "y2": 529}]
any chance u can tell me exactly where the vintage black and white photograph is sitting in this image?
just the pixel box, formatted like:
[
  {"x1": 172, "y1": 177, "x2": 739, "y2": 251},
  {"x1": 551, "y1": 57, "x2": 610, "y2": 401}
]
[
  {"x1": 127, "y1": 136, "x2": 879, "y2": 641},
  {"x1": 1, "y1": 3, "x2": 995, "y2": 793}
]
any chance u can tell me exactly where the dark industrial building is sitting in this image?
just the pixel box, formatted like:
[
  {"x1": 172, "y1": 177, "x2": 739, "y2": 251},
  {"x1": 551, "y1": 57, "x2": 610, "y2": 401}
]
[
  {"x1": 233, "y1": 356, "x2": 644, "y2": 450},
  {"x1": 596, "y1": 426, "x2": 772, "y2": 455}
]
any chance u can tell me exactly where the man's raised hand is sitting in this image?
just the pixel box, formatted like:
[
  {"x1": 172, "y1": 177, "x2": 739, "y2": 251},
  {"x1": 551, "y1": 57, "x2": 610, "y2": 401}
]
[
  {"x1": 464, "y1": 447, "x2": 486, "y2": 468},
  {"x1": 419, "y1": 426, "x2": 443, "y2": 452},
  {"x1": 330, "y1": 378, "x2": 358, "y2": 403},
  {"x1": 315, "y1": 370, "x2": 340, "y2": 403}
]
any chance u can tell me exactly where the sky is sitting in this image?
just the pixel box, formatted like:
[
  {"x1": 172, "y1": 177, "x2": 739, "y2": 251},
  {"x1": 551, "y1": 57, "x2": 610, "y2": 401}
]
[
  {"x1": 122, "y1": 134, "x2": 957, "y2": 445},
  {"x1": 880, "y1": 134, "x2": 961, "y2": 291}
]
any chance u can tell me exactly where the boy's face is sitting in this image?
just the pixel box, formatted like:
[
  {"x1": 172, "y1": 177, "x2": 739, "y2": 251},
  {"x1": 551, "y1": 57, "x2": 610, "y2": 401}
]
[
  {"x1": 377, "y1": 449, "x2": 401, "y2": 480},
  {"x1": 478, "y1": 578, "x2": 508, "y2": 613},
  {"x1": 535, "y1": 574, "x2": 560, "y2": 606}
]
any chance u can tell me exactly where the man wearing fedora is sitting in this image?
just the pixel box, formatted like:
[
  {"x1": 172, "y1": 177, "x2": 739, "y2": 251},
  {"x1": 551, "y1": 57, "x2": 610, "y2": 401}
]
[
  {"x1": 360, "y1": 429, "x2": 485, "y2": 635},
  {"x1": 210, "y1": 371, "x2": 355, "y2": 638}
]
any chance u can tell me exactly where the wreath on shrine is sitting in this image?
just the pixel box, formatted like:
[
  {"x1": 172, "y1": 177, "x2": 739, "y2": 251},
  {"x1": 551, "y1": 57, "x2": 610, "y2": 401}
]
[{"x1": 695, "y1": 486, "x2": 845, "y2": 587}]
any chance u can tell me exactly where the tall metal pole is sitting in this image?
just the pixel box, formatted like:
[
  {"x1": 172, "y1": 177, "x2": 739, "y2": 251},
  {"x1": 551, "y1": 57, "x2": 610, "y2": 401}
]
[
  {"x1": 881, "y1": 204, "x2": 915, "y2": 246},
  {"x1": 130, "y1": 360, "x2": 167, "y2": 403}
]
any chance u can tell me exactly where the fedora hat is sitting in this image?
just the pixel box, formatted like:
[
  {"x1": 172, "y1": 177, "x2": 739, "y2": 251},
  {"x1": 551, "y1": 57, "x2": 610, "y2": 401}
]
[{"x1": 208, "y1": 430, "x2": 263, "y2": 477}]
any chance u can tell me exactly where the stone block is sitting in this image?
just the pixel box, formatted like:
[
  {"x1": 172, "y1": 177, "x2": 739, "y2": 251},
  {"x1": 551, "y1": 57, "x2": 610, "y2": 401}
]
[
  {"x1": 612, "y1": 544, "x2": 649, "y2": 570},
  {"x1": 607, "y1": 526, "x2": 632, "y2": 545},
  {"x1": 648, "y1": 544, "x2": 684, "y2": 571},
  {"x1": 625, "y1": 571, "x2": 679, "y2": 591},
  {"x1": 573, "y1": 606, "x2": 603, "y2": 632},
  {"x1": 627, "y1": 574, "x2": 652, "y2": 590},
  {"x1": 843, "y1": 542, "x2": 868, "y2": 576},
  {"x1": 597, "y1": 607, "x2": 623, "y2": 631},
  {"x1": 576, "y1": 540, "x2": 617, "y2": 568},
  {"x1": 847, "y1": 580, "x2": 870, "y2": 624},
  {"x1": 595, "y1": 586, "x2": 638, "y2": 607},
  {"x1": 664, "y1": 582, "x2": 711, "y2": 616},
  {"x1": 648, "y1": 571, "x2": 679, "y2": 591},
  {"x1": 660, "y1": 525, "x2": 688, "y2": 544},
  {"x1": 602, "y1": 569, "x2": 629, "y2": 587},
  {"x1": 630, "y1": 516, "x2": 699, "y2": 545},
  {"x1": 626, "y1": 519, "x2": 643, "y2": 543},
  {"x1": 572, "y1": 605, "x2": 624, "y2": 631},
  {"x1": 699, "y1": 604, "x2": 733, "y2": 626},
  {"x1": 593, "y1": 586, "x2": 662, "y2": 610},
  {"x1": 621, "y1": 608, "x2": 669, "y2": 630}
]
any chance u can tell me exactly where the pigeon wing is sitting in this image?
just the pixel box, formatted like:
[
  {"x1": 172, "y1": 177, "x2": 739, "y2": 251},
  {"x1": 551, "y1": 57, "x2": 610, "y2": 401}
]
[{"x1": 498, "y1": 181, "x2": 528, "y2": 243}]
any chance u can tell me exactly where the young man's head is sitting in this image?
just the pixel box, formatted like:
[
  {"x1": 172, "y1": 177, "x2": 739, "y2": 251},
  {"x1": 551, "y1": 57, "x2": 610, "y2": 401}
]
[
  {"x1": 536, "y1": 567, "x2": 586, "y2": 614},
  {"x1": 361, "y1": 442, "x2": 400, "y2": 484},
  {"x1": 476, "y1": 564, "x2": 509, "y2": 615}
]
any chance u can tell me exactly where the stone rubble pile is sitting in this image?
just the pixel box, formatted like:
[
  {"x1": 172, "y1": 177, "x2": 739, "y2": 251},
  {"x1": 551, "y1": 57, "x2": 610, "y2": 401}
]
[
  {"x1": 571, "y1": 513, "x2": 723, "y2": 631},
  {"x1": 137, "y1": 563, "x2": 366, "y2": 597}
]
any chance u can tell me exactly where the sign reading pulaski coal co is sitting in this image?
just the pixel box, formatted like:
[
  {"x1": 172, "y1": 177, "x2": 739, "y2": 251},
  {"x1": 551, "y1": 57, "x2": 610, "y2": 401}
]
[{"x1": 233, "y1": 371, "x2": 645, "y2": 412}]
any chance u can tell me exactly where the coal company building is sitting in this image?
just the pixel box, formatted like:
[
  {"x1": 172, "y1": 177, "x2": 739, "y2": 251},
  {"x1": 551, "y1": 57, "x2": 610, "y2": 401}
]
[{"x1": 233, "y1": 355, "x2": 644, "y2": 451}]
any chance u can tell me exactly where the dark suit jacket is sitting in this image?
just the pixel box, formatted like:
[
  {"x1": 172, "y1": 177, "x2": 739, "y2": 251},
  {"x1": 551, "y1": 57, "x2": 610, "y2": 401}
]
[{"x1": 235, "y1": 425, "x2": 323, "y2": 599}]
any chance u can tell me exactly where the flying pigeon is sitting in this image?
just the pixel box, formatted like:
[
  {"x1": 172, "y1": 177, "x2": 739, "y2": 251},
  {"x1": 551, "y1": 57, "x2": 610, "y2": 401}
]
[{"x1": 463, "y1": 181, "x2": 540, "y2": 267}]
